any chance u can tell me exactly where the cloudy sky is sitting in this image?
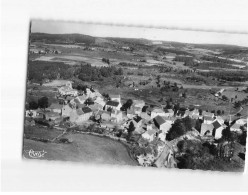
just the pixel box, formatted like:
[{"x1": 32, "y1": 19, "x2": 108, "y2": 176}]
[{"x1": 32, "y1": 20, "x2": 248, "y2": 47}]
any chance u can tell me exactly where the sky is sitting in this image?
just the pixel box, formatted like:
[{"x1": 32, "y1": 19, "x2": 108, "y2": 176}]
[{"x1": 32, "y1": 20, "x2": 248, "y2": 47}]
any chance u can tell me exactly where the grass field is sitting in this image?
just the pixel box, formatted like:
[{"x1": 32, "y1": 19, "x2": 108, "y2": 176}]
[{"x1": 23, "y1": 133, "x2": 138, "y2": 166}]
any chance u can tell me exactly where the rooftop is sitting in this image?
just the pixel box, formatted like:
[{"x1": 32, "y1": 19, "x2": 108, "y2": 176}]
[
  {"x1": 106, "y1": 100, "x2": 119, "y2": 107},
  {"x1": 154, "y1": 115, "x2": 166, "y2": 126}
]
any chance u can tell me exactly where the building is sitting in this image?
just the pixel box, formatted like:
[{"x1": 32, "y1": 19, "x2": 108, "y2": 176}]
[
  {"x1": 132, "y1": 100, "x2": 145, "y2": 109},
  {"x1": 154, "y1": 115, "x2": 172, "y2": 134},
  {"x1": 45, "y1": 111, "x2": 61, "y2": 121},
  {"x1": 47, "y1": 103, "x2": 63, "y2": 114},
  {"x1": 164, "y1": 109, "x2": 174, "y2": 117},
  {"x1": 151, "y1": 108, "x2": 166, "y2": 119},
  {"x1": 109, "y1": 94, "x2": 121, "y2": 104},
  {"x1": 100, "y1": 111, "x2": 112, "y2": 121},
  {"x1": 202, "y1": 111, "x2": 214, "y2": 118},
  {"x1": 230, "y1": 123, "x2": 242, "y2": 132},
  {"x1": 201, "y1": 123, "x2": 214, "y2": 136},
  {"x1": 59, "y1": 86, "x2": 78, "y2": 96},
  {"x1": 204, "y1": 116, "x2": 215, "y2": 124},
  {"x1": 110, "y1": 110, "x2": 123, "y2": 123},
  {"x1": 142, "y1": 129, "x2": 157, "y2": 142},
  {"x1": 105, "y1": 100, "x2": 121, "y2": 111},
  {"x1": 62, "y1": 104, "x2": 73, "y2": 117},
  {"x1": 25, "y1": 110, "x2": 38, "y2": 118},
  {"x1": 212, "y1": 120, "x2": 224, "y2": 139},
  {"x1": 70, "y1": 107, "x2": 92, "y2": 124}
]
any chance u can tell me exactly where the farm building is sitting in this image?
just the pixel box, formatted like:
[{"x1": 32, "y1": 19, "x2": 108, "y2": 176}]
[
  {"x1": 132, "y1": 100, "x2": 145, "y2": 109},
  {"x1": 230, "y1": 123, "x2": 242, "y2": 132},
  {"x1": 110, "y1": 110, "x2": 123, "y2": 123}
]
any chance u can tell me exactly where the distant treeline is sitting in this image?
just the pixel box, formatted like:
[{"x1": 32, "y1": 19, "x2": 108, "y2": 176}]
[
  {"x1": 28, "y1": 61, "x2": 124, "y2": 83},
  {"x1": 174, "y1": 56, "x2": 195, "y2": 66},
  {"x1": 28, "y1": 61, "x2": 73, "y2": 83},
  {"x1": 154, "y1": 47, "x2": 193, "y2": 56},
  {"x1": 201, "y1": 56, "x2": 245, "y2": 65},
  {"x1": 75, "y1": 64, "x2": 123, "y2": 81},
  {"x1": 195, "y1": 62, "x2": 241, "y2": 70},
  {"x1": 199, "y1": 71, "x2": 248, "y2": 82}
]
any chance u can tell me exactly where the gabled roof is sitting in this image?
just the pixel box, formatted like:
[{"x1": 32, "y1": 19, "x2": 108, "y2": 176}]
[
  {"x1": 204, "y1": 116, "x2": 214, "y2": 121},
  {"x1": 152, "y1": 108, "x2": 164, "y2": 113},
  {"x1": 201, "y1": 123, "x2": 214, "y2": 132},
  {"x1": 164, "y1": 109, "x2": 174, "y2": 113},
  {"x1": 81, "y1": 106, "x2": 92, "y2": 114},
  {"x1": 109, "y1": 94, "x2": 120, "y2": 99},
  {"x1": 147, "y1": 129, "x2": 157, "y2": 136},
  {"x1": 231, "y1": 123, "x2": 241, "y2": 130},
  {"x1": 49, "y1": 103, "x2": 63, "y2": 110},
  {"x1": 133, "y1": 116, "x2": 142, "y2": 123},
  {"x1": 202, "y1": 111, "x2": 214, "y2": 117},
  {"x1": 212, "y1": 120, "x2": 221, "y2": 129},
  {"x1": 154, "y1": 115, "x2": 166, "y2": 126},
  {"x1": 106, "y1": 100, "x2": 119, "y2": 107}
]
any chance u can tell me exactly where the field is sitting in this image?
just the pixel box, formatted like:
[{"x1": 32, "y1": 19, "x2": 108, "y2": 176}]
[{"x1": 23, "y1": 133, "x2": 138, "y2": 166}]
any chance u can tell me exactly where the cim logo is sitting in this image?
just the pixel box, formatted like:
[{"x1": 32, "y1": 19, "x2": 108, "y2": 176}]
[{"x1": 24, "y1": 149, "x2": 47, "y2": 159}]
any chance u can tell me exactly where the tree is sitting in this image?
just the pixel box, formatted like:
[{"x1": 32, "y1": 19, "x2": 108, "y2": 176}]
[
  {"x1": 121, "y1": 99, "x2": 133, "y2": 111},
  {"x1": 38, "y1": 96, "x2": 49, "y2": 109},
  {"x1": 166, "y1": 120, "x2": 186, "y2": 141},
  {"x1": 29, "y1": 101, "x2": 38, "y2": 110},
  {"x1": 217, "y1": 110, "x2": 221, "y2": 116}
]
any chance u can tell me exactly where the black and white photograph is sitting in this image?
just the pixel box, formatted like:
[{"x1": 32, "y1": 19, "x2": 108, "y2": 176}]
[
  {"x1": 23, "y1": 20, "x2": 247, "y2": 172},
  {"x1": 2, "y1": 0, "x2": 248, "y2": 192}
]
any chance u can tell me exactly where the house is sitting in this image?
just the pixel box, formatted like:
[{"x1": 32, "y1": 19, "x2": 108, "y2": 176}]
[
  {"x1": 132, "y1": 100, "x2": 145, "y2": 109},
  {"x1": 215, "y1": 116, "x2": 225, "y2": 125},
  {"x1": 154, "y1": 115, "x2": 172, "y2": 134},
  {"x1": 204, "y1": 116, "x2": 215, "y2": 124},
  {"x1": 25, "y1": 110, "x2": 37, "y2": 118},
  {"x1": 127, "y1": 107, "x2": 136, "y2": 119},
  {"x1": 94, "y1": 96, "x2": 106, "y2": 107},
  {"x1": 59, "y1": 86, "x2": 78, "y2": 96},
  {"x1": 25, "y1": 118, "x2": 35, "y2": 126},
  {"x1": 202, "y1": 111, "x2": 214, "y2": 118},
  {"x1": 109, "y1": 94, "x2": 121, "y2": 104},
  {"x1": 140, "y1": 112, "x2": 151, "y2": 121},
  {"x1": 142, "y1": 129, "x2": 157, "y2": 142},
  {"x1": 105, "y1": 100, "x2": 121, "y2": 111},
  {"x1": 212, "y1": 120, "x2": 224, "y2": 139},
  {"x1": 201, "y1": 123, "x2": 214, "y2": 136},
  {"x1": 164, "y1": 109, "x2": 174, "y2": 117},
  {"x1": 110, "y1": 110, "x2": 123, "y2": 123},
  {"x1": 151, "y1": 108, "x2": 166, "y2": 119},
  {"x1": 132, "y1": 116, "x2": 143, "y2": 128},
  {"x1": 100, "y1": 111, "x2": 111, "y2": 121},
  {"x1": 230, "y1": 123, "x2": 242, "y2": 132},
  {"x1": 62, "y1": 104, "x2": 73, "y2": 117},
  {"x1": 47, "y1": 103, "x2": 63, "y2": 114},
  {"x1": 189, "y1": 109, "x2": 200, "y2": 119},
  {"x1": 235, "y1": 118, "x2": 247, "y2": 126},
  {"x1": 45, "y1": 111, "x2": 61, "y2": 121},
  {"x1": 70, "y1": 107, "x2": 92, "y2": 124}
]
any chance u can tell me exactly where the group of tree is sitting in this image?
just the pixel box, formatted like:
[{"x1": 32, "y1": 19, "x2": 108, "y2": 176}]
[
  {"x1": 166, "y1": 116, "x2": 196, "y2": 141},
  {"x1": 28, "y1": 61, "x2": 73, "y2": 83},
  {"x1": 76, "y1": 64, "x2": 123, "y2": 81},
  {"x1": 173, "y1": 56, "x2": 195, "y2": 67},
  {"x1": 27, "y1": 96, "x2": 49, "y2": 110},
  {"x1": 201, "y1": 56, "x2": 245, "y2": 65}
]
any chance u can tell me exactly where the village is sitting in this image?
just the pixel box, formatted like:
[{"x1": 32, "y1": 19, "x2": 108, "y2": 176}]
[{"x1": 24, "y1": 79, "x2": 247, "y2": 170}]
